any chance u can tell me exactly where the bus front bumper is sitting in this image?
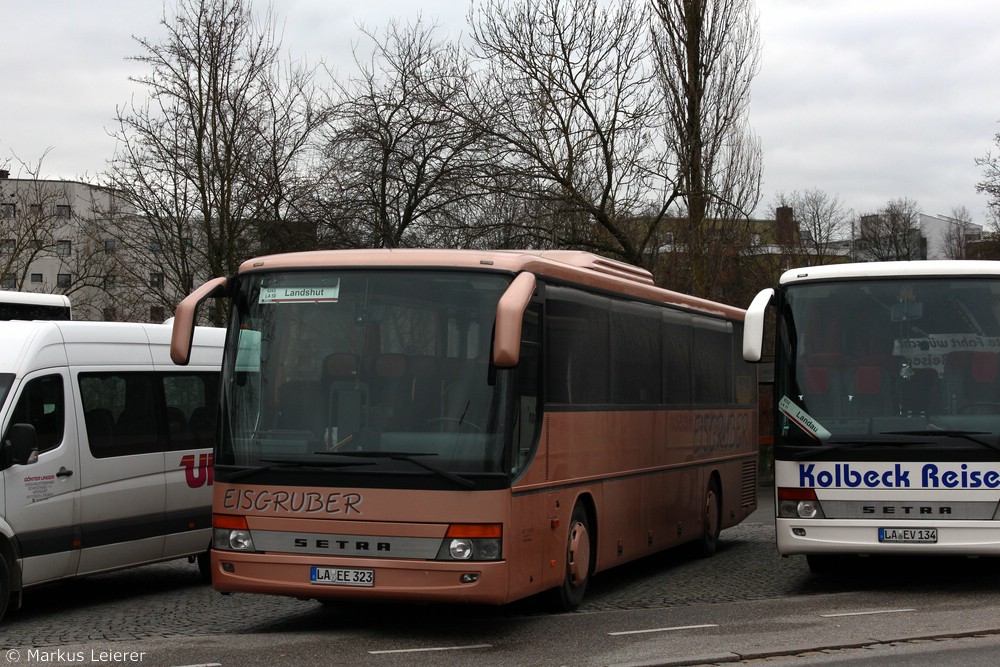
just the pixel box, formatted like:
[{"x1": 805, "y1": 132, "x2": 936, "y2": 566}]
[
  {"x1": 211, "y1": 550, "x2": 511, "y2": 604},
  {"x1": 776, "y1": 518, "x2": 1000, "y2": 556}
]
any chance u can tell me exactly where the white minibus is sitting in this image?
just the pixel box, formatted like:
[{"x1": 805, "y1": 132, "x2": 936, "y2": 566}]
[{"x1": 0, "y1": 320, "x2": 223, "y2": 620}]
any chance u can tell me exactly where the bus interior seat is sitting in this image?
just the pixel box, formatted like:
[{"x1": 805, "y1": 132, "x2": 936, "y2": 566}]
[
  {"x1": 800, "y1": 353, "x2": 845, "y2": 418},
  {"x1": 945, "y1": 351, "x2": 999, "y2": 413}
]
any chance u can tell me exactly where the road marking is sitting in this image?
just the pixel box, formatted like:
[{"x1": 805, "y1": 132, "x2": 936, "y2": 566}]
[
  {"x1": 820, "y1": 608, "x2": 916, "y2": 618},
  {"x1": 368, "y1": 643, "x2": 492, "y2": 655},
  {"x1": 608, "y1": 623, "x2": 719, "y2": 636}
]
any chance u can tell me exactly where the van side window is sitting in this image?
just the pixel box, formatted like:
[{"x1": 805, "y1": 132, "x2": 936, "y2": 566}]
[
  {"x1": 79, "y1": 371, "x2": 219, "y2": 458},
  {"x1": 7, "y1": 375, "x2": 65, "y2": 454}
]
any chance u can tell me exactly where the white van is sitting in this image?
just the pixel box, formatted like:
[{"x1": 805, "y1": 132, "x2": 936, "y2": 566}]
[{"x1": 0, "y1": 320, "x2": 223, "y2": 620}]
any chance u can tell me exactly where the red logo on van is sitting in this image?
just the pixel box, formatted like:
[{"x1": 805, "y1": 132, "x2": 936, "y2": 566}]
[{"x1": 180, "y1": 453, "x2": 214, "y2": 488}]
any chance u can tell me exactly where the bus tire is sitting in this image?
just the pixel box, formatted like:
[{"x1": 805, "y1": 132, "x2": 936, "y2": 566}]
[
  {"x1": 0, "y1": 554, "x2": 11, "y2": 622},
  {"x1": 806, "y1": 555, "x2": 837, "y2": 575},
  {"x1": 552, "y1": 503, "x2": 593, "y2": 612},
  {"x1": 696, "y1": 477, "x2": 722, "y2": 558}
]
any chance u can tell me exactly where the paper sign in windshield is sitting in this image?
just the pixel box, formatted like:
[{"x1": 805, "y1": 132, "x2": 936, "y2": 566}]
[
  {"x1": 779, "y1": 395, "x2": 831, "y2": 441},
  {"x1": 259, "y1": 284, "x2": 340, "y2": 304}
]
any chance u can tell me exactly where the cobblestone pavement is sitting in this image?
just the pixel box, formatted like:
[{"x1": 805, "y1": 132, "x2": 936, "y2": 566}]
[{"x1": 3, "y1": 493, "x2": 1000, "y2": 649}]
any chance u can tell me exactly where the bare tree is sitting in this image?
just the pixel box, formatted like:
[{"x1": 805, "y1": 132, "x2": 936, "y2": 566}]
[
  {"x1": 772, "y1": 188, "x2": 852, "y2": 264},
  {"x1": 651, "y1": 0, "x2": 763, "y2": 297},
  {"x1": 464, "y1": 0, "x2": 677, "y2": 268},
  {"x1": 857, "y1": 197, "x2": 924, "y2": 261},
  {"x1": 314, "y1": 18, "x2": 486, "y2": 249},
  {"x1": 976, "y1": 130, "x2": 1000, "y2": 232},
  {"x1": 940, "y1": 205, "x2": 975, "y2": 260},
  {"x1": 107, "y1": 0, "x2": 327, "y2": 324}
]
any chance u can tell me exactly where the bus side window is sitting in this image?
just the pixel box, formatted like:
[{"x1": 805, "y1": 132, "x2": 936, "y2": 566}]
[{"x1": 7, "y1": 375, "x2": 65, "y2": 454}]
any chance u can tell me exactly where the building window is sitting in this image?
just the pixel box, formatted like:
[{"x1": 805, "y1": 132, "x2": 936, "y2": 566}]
[
  {"x1": 28, "y1": 204, "x2": 42, "y2": 217},
  {"x1": 31, "y1": 273, "x2": 43, "y2": 283},
  {"x1": 104, "y1": 275, "x2": 117, "y2": 289},
  {"x1": 149, "y1": 272, "x2": 164, "y2": 289},
  {"x1": 55, "y1": 205, "x2": 71, "y2": 219},
  {"x1": 150, "y1": 306, "x2": 166, "y2": 322},
  {"x1": 103, "y1": 306, "x2": 118, "y2": 321},
  {"x1": 104, "y1": 238, "x2": 116, "y2": 253},
  {"x1": 1, "y1": 203, "x2": 14, "y2": 219},
  {"x1": 149, "y1": 240, "x2": 162, "y2": 253},
  {"x1": 56, "y1": 240, "x2": 72, "y2": 257},
  {"x1": 0, "y1": 239, "x2": 14, "y2": 254},
  {"x1": 1, "y1": 275, "x2": 15, "y2": 289},
  {"x1": 56, "y1": 273, "x2": 71, "y2": 288},
  {"x1": 183, "y1": 237, "x2": 193, "y2": 251}
]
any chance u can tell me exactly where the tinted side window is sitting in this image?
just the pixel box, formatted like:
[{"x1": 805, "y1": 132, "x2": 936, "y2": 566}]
[
  {"x1": 663, "y1": 309, "x2": 692, "y2": 405},
  {"x1": 691, "y1": 315, "x2": 733, "y2": 405},
  {"x1": 7, "y1": 374, "x2": 65, "y2": 454},
  {"x1": 611, "y1": 300, "x2": 662, "y2": 405},
  {"x1": 545, "y1": 287, "x2": 610, "y2": 405},
  {"x1": 80, "y1": 372, "x2": 218, "y2": 458}
]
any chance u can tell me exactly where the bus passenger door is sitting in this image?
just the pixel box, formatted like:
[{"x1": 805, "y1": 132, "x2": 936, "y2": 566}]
[{"x1": 3, "y1": 371, "x2": 82, "y2": 586}]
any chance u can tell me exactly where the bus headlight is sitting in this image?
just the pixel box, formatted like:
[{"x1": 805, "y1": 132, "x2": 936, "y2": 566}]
[
  {"x1": 776, "y1": 488, "x2": 826, "y2": 519},
  {"x1": 214, "y1": 528, "x2": 255, "y2": 551},
  {"x1": 436, "y1": 524, "x2": 502, "y2": 561},
  {"x1": 213, "y1": 514, "x2": 256, "y2": 552},
  {"x1": 796, "y1": 500, "x2": 821, "y2": 519}
]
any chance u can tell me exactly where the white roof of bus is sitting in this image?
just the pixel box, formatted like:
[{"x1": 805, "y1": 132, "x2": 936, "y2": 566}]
[
  {"x1": 780, "y1": 260, "x2": 1000, "y2": 285},
  {"x1": 0, "y1": 290, "x2": 71, "y2": 306}
]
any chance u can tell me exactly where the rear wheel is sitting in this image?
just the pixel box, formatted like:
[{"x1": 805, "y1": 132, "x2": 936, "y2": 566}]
[
  {"x1": 552, "y1": 503, "x2": 593, "y2": 612},
  {"x1": 695, "y1": 477, "x2": 722, "y2": 558}
]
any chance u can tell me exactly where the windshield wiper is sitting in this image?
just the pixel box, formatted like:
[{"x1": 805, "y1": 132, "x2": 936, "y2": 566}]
[
  {"x1": 219, "y1": 458, "x2": 375, "y2": 482},
  {"x1": 882, "y1": 430, "x2": 1000, "y2": 453},
  {"x1": 316, "y1": 450, "x2": 476, "y2": 489}
]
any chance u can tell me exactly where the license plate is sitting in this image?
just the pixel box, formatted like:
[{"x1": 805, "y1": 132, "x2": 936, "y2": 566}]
[
  {"x1": 310, "y1": 566, "x2": 374, "y2": 587},
  {"x1": 878, "y1": 527, "x2": 938, "y2": 544}
]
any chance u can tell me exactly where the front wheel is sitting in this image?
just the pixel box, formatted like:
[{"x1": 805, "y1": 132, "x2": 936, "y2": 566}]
[
  {"x1": 552, "y1": 503, "x2": 593, "y2": 612},
  {"x1": 0, "y1": 555, "x2": 11, "y2": 622},
  {"x1": 695, "y1": 477, "x2": 722, "y2": 558}
]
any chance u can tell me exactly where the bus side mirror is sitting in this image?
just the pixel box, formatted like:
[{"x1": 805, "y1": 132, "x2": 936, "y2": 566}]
[
  {"x1": 743, "y1": 288, "x2": 774, "y2": 362},
  {"x1": 493, "y1": 272, "x2": 537, "y2": 368},
  {"x1": 171, "y1": 277, "x2": 230, "y2": 365},
  {"x1": 3, "y1": 423, "x2": 39, "y2": 468}
]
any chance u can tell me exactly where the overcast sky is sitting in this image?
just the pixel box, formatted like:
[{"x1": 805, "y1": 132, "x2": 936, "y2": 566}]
[{"x1": 3, "y1": 0, "x2": 1000, "y2": 223}]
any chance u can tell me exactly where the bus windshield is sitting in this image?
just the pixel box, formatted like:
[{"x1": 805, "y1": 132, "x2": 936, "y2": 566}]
[
  {"x1": 217, "y1": 270, "x2": 515, "y2": 487},
  {"x1": 777, "y1": 277, "x2": 1000, "y2": 448}
]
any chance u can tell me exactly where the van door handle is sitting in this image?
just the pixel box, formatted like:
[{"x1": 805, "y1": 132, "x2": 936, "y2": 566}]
[{"x1": 56, "y1": 467, "x2": 73, "y2": 478}]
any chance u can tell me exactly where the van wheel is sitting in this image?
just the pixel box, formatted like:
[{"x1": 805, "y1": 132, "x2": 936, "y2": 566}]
[
  {"x1": 0, "y1": 556, "x2": 10, "y2": 621},
  {"x1": 695, "y1": 477, "x2": 722, "y2": 558},
  {"x1": 197, "y1": 551, "x2": 212, "y2": 583},
  {"x1": 552, "y1": 503, "x2": 592, "y2": 612}
]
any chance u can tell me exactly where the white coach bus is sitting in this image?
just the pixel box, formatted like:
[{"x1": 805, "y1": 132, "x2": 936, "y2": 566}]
[{"x1": 744, "y1": 260, "x2": 1000, "y2": 572}]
